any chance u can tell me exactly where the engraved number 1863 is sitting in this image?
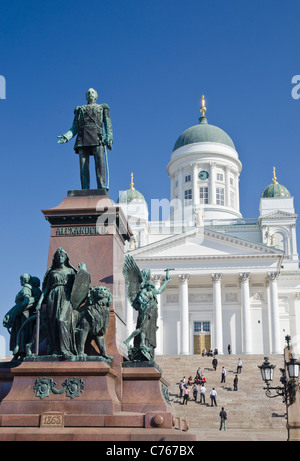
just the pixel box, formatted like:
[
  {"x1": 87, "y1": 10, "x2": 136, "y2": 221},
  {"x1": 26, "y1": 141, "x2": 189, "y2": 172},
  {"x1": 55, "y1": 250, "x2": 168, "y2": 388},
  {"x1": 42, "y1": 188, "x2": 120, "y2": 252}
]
[{"x1": 41, "y1": 414, "x2": 64, "y2": 427}]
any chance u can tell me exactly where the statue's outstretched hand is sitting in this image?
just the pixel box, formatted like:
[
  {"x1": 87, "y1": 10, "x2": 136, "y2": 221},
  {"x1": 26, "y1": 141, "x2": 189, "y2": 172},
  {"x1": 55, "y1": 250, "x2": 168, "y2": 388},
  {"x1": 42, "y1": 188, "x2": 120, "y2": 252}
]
[{"x1": 57, "y1": 135, "x2": 68, "y2": 144}]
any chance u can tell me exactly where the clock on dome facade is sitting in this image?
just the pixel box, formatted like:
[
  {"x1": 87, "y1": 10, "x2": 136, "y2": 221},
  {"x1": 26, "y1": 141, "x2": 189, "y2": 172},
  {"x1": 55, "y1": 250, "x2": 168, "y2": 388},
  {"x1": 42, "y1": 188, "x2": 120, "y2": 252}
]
[{"x1": 198, "y1": 170, "x2": 209, "y2": 180}]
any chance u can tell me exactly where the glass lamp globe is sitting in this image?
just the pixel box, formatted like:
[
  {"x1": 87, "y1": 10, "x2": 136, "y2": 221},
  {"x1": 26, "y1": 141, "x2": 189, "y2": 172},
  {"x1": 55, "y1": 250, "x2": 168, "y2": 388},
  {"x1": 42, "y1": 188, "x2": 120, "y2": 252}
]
[
  {"x1": 258, "y1": 357, "x2": 276, "y2": 383},
  {"x1": 287, "y1": 356, "x2": 300, "y2": 379}
]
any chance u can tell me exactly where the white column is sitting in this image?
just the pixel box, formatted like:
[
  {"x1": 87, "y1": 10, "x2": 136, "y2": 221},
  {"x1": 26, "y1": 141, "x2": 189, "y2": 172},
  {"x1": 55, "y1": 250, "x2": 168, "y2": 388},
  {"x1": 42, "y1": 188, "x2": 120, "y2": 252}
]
[
  {"x1": 179, "y1": 274, "x2": 190, "y2": 354},
  {"x1": 177, "y1": 167, "x2": 183, "y2": 220},
  {"x1": 240, "y1": 273, "x2": 252, "y2": 354},
  {"x1": 225, "y1": 166, "x2": 230, "y2": 208},
  {"x1": 192, "y1": 163, "x2": 199, "y2": 207},
  {"x1": 170, "y1": 174, "x2": 175, "y2": 202},
  {"x1": 236, "y1": 173, "x2": 240, "y2": 212},
  {"x1": 210, "y1": 162, "x2": 216, "y2": 205},
  {"x1": 153, "y1": 275, "x2": 163, "y2": 355},
  {"x1": 268, "y1": 272, "x2": 281, "y2": 354},
  {"x1": 212, "y1": 273, "x2": 223, "y2": 354}
]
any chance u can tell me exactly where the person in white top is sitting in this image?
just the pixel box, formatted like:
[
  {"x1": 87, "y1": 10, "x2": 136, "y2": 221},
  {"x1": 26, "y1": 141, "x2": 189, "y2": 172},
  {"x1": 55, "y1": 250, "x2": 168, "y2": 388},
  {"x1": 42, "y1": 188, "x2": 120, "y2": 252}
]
[
  {"x1": 221, "y1": 366, "x2": 226, "y2": 383},
  {"x1": 237, "y1": 358, "x2": 242, "y2": 374},
  {"x1": 200, "y1": 384, "x2": 206, "y2": 404},
  {"x1": 210, "y1": 388, "x2": 217, "y2": 406}
]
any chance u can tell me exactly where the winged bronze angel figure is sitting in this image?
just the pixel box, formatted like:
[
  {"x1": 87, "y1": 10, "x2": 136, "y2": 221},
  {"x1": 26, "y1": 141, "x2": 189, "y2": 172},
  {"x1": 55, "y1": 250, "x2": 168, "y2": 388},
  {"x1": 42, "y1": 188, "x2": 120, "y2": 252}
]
[{"x1": 123, "y1": 255, "x2": 172, "y2": 362}]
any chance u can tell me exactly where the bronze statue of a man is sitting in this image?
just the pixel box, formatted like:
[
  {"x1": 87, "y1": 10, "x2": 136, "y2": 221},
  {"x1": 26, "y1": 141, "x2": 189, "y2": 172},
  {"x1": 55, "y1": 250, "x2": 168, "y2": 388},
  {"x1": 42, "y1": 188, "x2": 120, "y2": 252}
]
[{"x1": 58, "y1": 88, "x2": 113, "y2": 190}]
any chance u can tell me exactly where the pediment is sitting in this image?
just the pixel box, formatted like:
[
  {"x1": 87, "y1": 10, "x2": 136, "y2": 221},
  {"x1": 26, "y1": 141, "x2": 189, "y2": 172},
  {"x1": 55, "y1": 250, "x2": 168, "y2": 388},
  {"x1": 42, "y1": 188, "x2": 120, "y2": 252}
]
[
  {"x1": 260, "y1": 210, "x2": 297, "y2": 220},
  {"x1": 129, "y1": 228, "x2": 283, "y2": 259}
]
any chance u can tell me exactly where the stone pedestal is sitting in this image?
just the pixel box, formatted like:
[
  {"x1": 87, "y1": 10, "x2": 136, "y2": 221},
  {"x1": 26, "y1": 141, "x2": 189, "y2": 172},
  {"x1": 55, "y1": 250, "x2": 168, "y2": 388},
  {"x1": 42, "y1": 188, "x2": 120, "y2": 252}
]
[
  {"x1": 0, "y1": 361, "x2": 121, "y2": 426},
  {"x1": 0, "y1": 361, "x2": 194, "y2": 441}
]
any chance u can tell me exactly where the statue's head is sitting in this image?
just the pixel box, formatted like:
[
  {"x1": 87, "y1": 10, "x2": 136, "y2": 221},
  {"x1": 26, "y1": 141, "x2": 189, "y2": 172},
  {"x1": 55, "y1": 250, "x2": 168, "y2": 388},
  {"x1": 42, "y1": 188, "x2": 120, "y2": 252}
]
[
  {"x1": 52, "y1": 247, "x2": 68, "y2": 267},
  {"x1": 141, "y1": 269, "x2": 151, "y2": 282},
  {"x1": 86, "y1": 88, "x2": 98, "y2": 103},
  {"x1": 20, "y1": 273, "x2": 31, "y2": 286}
]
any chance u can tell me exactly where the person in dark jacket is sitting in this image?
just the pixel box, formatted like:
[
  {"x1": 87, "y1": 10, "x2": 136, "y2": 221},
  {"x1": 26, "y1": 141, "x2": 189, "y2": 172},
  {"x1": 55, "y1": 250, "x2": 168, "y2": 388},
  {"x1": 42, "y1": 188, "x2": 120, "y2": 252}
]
[
  {"x1": 219, "y1": 407, "x2": 227, "y2": 430},
  {"x1": 233, "y1": 375, "x2": 238, "y2": 391},
  {"x1": 212, "y1": 356, "x2": 218, "y2": 371}
]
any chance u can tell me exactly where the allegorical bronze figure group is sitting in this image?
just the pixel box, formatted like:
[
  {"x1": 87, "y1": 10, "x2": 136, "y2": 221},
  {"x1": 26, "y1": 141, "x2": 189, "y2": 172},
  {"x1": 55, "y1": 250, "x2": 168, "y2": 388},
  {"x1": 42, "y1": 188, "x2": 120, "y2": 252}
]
[
  {"x1": 3, "y1": 248, "x2": 113, "y2": 363},
  {"x1": 3, "y1": 250, "x2": 171, "y2": 365}
]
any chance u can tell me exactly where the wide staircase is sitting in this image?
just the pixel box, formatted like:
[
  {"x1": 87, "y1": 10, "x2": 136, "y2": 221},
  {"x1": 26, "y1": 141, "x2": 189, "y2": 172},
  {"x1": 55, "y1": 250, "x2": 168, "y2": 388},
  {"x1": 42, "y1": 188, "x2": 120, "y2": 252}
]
[{"x1": 156, "y1": 354, "x2": 287, "y2": 439}]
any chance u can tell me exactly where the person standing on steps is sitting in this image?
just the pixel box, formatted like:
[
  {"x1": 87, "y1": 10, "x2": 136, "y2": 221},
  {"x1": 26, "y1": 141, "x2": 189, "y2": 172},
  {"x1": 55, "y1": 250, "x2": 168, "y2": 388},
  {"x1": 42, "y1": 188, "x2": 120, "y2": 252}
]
[
  {"x1": 237, "y1": 358, "x2": 243, "y2": 373},
  {"x1": 210, "y1": 388, "x2": 217, "y2": 406},
  {"x1": 179, "y1": 379, "x2": 185, "y2": 398},
  {"x1": 192, "y1": 383, "x2": 198, "y2": 401},
  {"x1": 219, "y1": 407, "x2": 227, "y2": 430},
  {"x1": 200, "y1": 384, "x2": 206, "y2": 404},
  {"x1": 212, "y1": 355, "x2": 218, "y2": 371},
  {"x1": 183, "y1": 385, "x2": 190, "y2": 405},
  {"x1": 233, "y1": 374, "x2": 238, "y2": 391},
  {"x1": 221, "y1": 366, "x2": 226, "y2": 383}
]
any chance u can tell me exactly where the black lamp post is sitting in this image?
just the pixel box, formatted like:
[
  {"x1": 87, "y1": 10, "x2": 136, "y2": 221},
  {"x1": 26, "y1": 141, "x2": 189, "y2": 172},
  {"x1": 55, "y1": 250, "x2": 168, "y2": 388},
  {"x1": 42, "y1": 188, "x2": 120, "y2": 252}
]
[{"x1": 258, "y1": 336, "x2": 300, "y2": 405}]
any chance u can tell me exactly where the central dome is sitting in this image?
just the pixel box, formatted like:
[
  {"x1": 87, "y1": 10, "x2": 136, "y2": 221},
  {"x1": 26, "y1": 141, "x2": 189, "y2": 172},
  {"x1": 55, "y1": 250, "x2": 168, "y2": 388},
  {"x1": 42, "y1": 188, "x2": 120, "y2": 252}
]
[{"x1": 173, "y1": 116, "x2": 235, "y2": 152}]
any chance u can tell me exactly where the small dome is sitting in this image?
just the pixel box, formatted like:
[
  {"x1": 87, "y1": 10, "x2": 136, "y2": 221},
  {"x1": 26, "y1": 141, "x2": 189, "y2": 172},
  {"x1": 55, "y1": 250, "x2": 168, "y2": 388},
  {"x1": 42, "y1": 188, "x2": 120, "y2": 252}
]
[
  {"x1": 117, "y1": 174, "x2": 146, "y2": 204},
  {"x1": 261, "y1": 183, "x2": 291, "y2": 198},
  {"x1": 173, "y1": 116, "x2": 235, "y2": 152},
  {"x1": 118, "y1": 188, "x2": 146, "y2": 204},
  {"x1": 261, "y1": 168, "x2": 291, "y2": 198}
]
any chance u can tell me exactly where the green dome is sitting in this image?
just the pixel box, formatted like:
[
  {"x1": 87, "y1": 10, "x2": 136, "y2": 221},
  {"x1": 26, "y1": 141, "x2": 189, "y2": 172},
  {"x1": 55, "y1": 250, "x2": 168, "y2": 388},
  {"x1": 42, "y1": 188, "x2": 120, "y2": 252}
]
[
  {"x1": 173, "y1": 116, "x2": 235, "y2": 151},
  {"x1": 118, "y1": 176, "x2": 146, "y2": 204},
  {"x1": 261, "y1": 182, "x2": 291, "y2": 198},
  {"x1": 118, "y1": 187, "x2": 146, "y2": 204}
]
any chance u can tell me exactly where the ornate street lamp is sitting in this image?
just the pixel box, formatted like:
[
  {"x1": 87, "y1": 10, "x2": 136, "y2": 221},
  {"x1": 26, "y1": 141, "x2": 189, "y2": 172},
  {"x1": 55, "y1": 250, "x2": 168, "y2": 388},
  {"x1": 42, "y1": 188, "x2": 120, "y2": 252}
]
[{"x1": 258, "y1": 337, "x2": 300, "y2": 405}]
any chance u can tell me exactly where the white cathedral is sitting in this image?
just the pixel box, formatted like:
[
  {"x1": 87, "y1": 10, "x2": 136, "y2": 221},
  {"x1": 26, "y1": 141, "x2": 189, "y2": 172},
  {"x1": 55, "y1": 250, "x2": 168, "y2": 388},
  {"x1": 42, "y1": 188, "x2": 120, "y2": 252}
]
[{"x1": 118, "y1": 97, "x2": 300, "y2": 356}]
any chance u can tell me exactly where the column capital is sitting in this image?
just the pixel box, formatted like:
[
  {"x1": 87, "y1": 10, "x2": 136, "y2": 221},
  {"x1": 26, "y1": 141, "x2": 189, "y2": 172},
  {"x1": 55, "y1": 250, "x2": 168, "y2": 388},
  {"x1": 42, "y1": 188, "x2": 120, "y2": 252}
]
[
  {"x1": 267, "y1": 272, "x2": 279, "y2": 282},
  {"x1": 211, "y1": 273, "x2": 222, "y2": 283},
  {"x1": 294, "y1": 292, "x2": 300, "y2": 300},
  {"x1": 178, "y1": 274, "x2": 190, "y2": 283},
  {"x1": 239, "y1": 272, "x2": 250, "y2": 282}
]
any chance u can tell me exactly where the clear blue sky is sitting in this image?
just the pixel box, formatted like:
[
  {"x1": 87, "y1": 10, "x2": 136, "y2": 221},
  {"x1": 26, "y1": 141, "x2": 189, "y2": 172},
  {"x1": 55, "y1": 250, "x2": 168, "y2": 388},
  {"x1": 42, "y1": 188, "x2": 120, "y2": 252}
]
[{"x1": 1, "y1": 0, "x2": 300, "y2": 353}]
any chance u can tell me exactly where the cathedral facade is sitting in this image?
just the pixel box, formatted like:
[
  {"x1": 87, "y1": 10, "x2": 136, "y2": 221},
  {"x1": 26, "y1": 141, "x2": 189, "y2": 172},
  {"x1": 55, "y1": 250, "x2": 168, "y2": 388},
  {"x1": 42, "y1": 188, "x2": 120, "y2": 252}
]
[{"x1": 118, "y1": 98, "x2": 300, "y2": 356}]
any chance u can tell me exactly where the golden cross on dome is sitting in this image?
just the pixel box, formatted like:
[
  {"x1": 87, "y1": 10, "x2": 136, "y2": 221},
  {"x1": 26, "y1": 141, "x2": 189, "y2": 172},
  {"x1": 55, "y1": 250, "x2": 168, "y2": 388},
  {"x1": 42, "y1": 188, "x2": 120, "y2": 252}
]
[
  {"x1": 200, "y1": 94, "x2": 207, "y2": 117},
  {"x1": 130, "y1": 172, "x2": 135, "y2": 189},
  {"x1": 272, "y1": 166, "x2": 278, "y2": 184}
]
